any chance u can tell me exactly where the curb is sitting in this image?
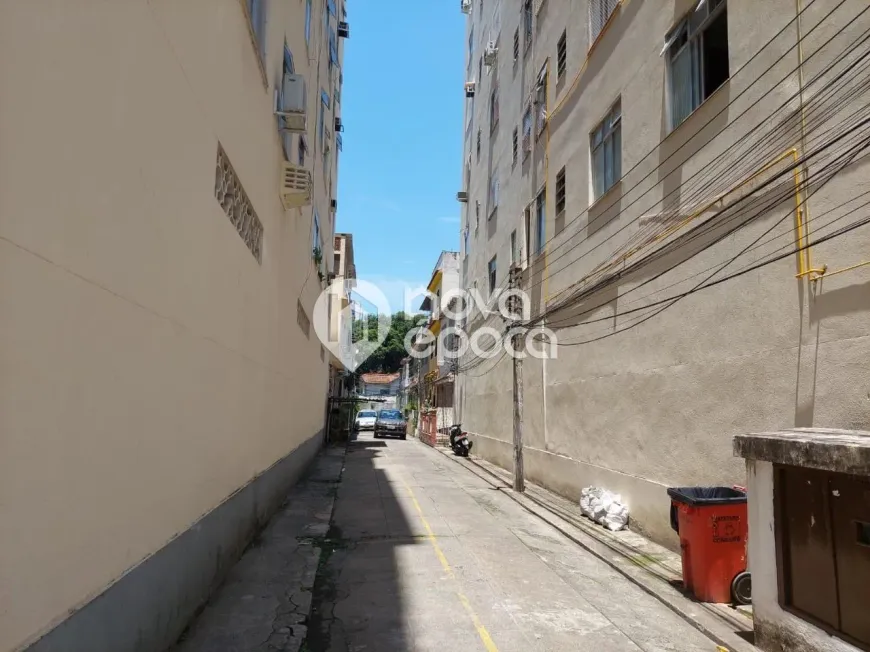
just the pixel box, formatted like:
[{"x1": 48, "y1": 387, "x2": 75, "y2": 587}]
[{"x1": 430, "y1": 444, "x2": 758, "y2": 652}]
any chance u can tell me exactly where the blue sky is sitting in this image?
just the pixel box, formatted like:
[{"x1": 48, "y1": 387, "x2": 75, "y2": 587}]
[{"x1": 336, "y1": 2, "x2": 466, "y2": 315}]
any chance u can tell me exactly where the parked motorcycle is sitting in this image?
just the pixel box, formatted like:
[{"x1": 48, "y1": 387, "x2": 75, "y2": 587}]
[{"x1": 449, "y1": 424, "x2": 472, "y2": 457}]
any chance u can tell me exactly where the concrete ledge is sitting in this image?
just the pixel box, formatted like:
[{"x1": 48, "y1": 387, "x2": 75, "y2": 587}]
[
  {"x1": 26, "y1": 431, "x2": 324, "y2": 652},
  {"x1": 734, "y1": 427, "x2": 870, "y2": 475}
]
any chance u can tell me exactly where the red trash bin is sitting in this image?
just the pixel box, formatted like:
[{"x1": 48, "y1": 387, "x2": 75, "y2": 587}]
[{"x1": 667, "y1": 486, "x2": 748, "y2": 603}]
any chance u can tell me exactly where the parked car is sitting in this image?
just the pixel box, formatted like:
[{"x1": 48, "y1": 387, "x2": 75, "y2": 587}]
[
  {"x1": 354, "y1": 410, "x2": 377, "y2": 431},
  {"x1": 374, "y1": 409, "x2": 407, "y2": 439}
]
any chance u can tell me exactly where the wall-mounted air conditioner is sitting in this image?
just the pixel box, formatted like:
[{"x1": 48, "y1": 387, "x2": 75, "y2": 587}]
[
  {"x1": 338, "y1": 21, "x2": 350, "y2": 38},
  {"x1": 331, "y1": 199, "x2": 338, "y2": 210},
  {"x1": 280, "y1": 162, "x2": 312, "y2": 210},
  {"x1": 484, "y1": 42, "x2": 498, "y2": 65},
  {"x1": 275, "y1": 74, "x2": 307, "y2": 133},
  {"x1": 457, "y1": 191, "x2": 469, "y2": 202},
  {"x1": 465, "y1": 81, "x2": 476, "y2": 98},
  {"x1": 334, "y1": 117, "x2": 344, "y2": 132},
  {"x1": 461, "y1": 0, "x2": 472, "y2": 14}
]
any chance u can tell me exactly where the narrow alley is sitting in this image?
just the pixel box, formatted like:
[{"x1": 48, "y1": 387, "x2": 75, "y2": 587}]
[{"x1": 177, "y1": 434, "x2": 748, "y2": 652}]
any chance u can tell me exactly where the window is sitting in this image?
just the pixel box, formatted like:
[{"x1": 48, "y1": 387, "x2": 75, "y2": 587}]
[
  {"x1": 320, "y1": 90, "x2": 330, "y2": 149},
  {"x1": 512, "y1": 127, "x2": 519, "y2": 165},
  {"x1": 247, "y1": 0, "x2": 267, "y2": 61},
  {"x1": 464, "y1": 224, "x2": 470, "y2": 257},
  {"x1": 479, "y1": 0, "x2": 484, "y2": 17},
  {"x1": 523, "y1": 0, "x2": 533, "y2": 50},
  {"x1": 476, "y1": 128, "x2": 482, "y2": 160},
  {"x1": 665, "y1": 0, "x2": 729, "y2": 130},
  {"x1": 478, "y1": 55, "x2": 483, "y2": 84},
  {"x1": 513, "y1": 27, "x2": 520, "y2": 61},
  {"x1": 297, "y1": 300, "x2": 311, "y2": 338},
  {"x1": 488, "y1": 256, "x2": 497, "y2": 294},
  {"x1": 489, "y1": 85, "x2": 499, "y2": 130},
  {"x1": 556, "y1": 166, "x2": 566, "y2": 215},
  {"x1": 298, "y1": 135, "x2": 307, "y2": 166},
  {"x1": 557, "y1": 30, "x2": 567, "y2": 80},
  {"x1": 590, "y1": 99, "x2": 621, "y2": 200},
  {"x1": 488, "y1": 174, "x2": 499, "y2": 216},
  {"x1": 468, "y1": 27, "x2": 475, "y2": 71},
  {"x1": 313, "y1": 211, "x2": 322, "y2": 257},
  {"x1": 305, "y1": 0, "x2": 312, "y2": 46},
  {"x1": 510, "y1": 230, "x2": 518, "y2": 264},
  {"x1": 328, "y1": 26, "x2": 338, "y2": 75},
  {"x1": 589, "y1": 0, "x2": 619, "y2": 45},
  {"x1": 524, "y1": 206, "x2": 531, "y2": 264},
  {"x1": 535, "y1": 68, "x2": 548, "y2": 135},
  {"x1": 535, "y1": 189, "x2": 545, "y2": 255},
  {"x1": 522, "y1": 107, "x2": 532, "y2": 158},
  {"x1": 280, "y1": 45, "x2": 295, "y2": 161}
]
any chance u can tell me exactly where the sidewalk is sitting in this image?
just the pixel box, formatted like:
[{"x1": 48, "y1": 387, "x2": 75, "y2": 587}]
[
  {"x1": 435, "y1": 446, "x2": 757, "y2": 652},
  {"x1": 171, "y1": 446, "x2": 346, "y2": 652}
]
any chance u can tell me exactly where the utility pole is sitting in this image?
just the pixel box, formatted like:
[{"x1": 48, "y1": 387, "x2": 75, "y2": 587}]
[{"x1": 509, "y1": 264, "x2": 525, "y2": 493}]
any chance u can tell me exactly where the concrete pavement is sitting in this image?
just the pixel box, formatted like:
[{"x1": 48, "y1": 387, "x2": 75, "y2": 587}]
[
  {"x1": 174, "y1": 433, "x2": 746, "y2": 651},
  {"x1": 305, "y1": 433, "x2": 730, "y2": 651}
]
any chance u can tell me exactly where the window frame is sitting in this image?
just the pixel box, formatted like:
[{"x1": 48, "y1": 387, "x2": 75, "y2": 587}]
[
  {"x1": 305, "y1": 0, "x2": 312, "y2": 47},
  {"x1": 523, "y1": 0, "x2": 533, "y2": 51},
  {"x1": 665, "y1": 0, "x2": 729, "y2": 131},
  {"x1": 557, "y1": 30, "x2": 567, "y2": 80},
  {"x1": 280, "y1": 44, "x2": 296, "y2": 162},
  {"x1": 512, "y1": 127, "x2": 519, "y2": 165},
  {"x1": 589, "y1": 0, "x2": 619, "y2": 47},
  {"x1": 488, "y1": 255, "x2": 498, "y2": 294},
  {"x1": 489, "y1": 83, "x2": 500, "y2": 132},
  {"x1": 513, "y1": 27, "x2": 520, "y2": 61},
  {"x1": 534, "y1": 189, "x2": 546, "y2": 256},
  {"x1": 555, "y1": 166, "x2": 566, "y2": 215},
  {"x1": 590, "y1": 99, "x2": 622, "y2": 202},
  {"x1": 522, "y1": 106, "x2": 532, "y2": 159},
  {"x1": 510, "y1": 230, "x2": 518, "y2": 264},
  {"x1": 488, "y1": 174, "x2": 499, "y2": 217},
  {"x1": 534, "y1": 66, "x2": 548, "y2": 136}
]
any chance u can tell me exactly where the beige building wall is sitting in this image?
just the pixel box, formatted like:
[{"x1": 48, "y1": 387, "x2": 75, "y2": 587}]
[
  {"x1": 0, "y1": 1, "x2": 347, "y2": 650},
  {"x1": 457, "y1": 0, "x2": 870, "y2": 546}
]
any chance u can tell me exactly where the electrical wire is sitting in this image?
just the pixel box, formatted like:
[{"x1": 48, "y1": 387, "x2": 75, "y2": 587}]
[
  {"x1": 540, "y1": 86, "x2": 870, "y2": 329},
  {"x1": 527, "y1": 0, "x2": 861, "y2": 285},
  {"x1": 547, "y1": 132, "x2": 870, "y2": 346},
  {"x1": 520, "y1": 7, "x2": 870, "y2": 301},
  {"x1": 526, "y1": 40, "x2": 870, "y2": 322}
]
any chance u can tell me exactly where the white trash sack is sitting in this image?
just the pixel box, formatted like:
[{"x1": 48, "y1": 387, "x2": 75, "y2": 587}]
[{"x1": 579, "y1": 486, "x2": 629, "y2": 531}]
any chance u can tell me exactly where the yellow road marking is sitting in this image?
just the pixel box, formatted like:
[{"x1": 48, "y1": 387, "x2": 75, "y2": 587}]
[{"x1": 402, "y1": 479, "x2": 500, "y2": 652}]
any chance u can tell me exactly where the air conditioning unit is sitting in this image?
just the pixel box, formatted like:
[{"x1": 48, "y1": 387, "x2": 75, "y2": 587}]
[
  {"x1": 334, "y1": 116, "x2": 344, "y2": 132},
  {"x1": 465, "y1": 81, "x2": 476, "y2": 98},
  {"x1": 338, "y1": 21, "x2": 350, "y2": 38},
  {"x1": 331, "y1": 199, "x2": 338, "y2": 210},
  {"x1": 275, "y1": 74, "x2": 307, "y2": 133},
  {"x1": 457, "y1": 191, "x2": 469, "y2": 202},
  {"x1": 460, "y1": 0, "x2": 472, "y2": 14},
  {"x1": 484, "y1": 42, "x2": 498, "y2": 65},
  {"x1": 280, "y1": 162, "x2": 312, "y2": 210}
]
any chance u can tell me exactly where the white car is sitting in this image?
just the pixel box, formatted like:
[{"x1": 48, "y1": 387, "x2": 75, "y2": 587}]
[{"x1": 355, "y1": 410, "x2": 377, "y2": 431}]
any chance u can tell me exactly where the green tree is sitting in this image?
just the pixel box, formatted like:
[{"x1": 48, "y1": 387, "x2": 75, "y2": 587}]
[{"x1": 352, "y1": 311, "x2": 426, "y2": 375}]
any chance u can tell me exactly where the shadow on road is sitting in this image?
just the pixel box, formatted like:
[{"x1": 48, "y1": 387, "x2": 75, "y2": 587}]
[{"x1": 304, "y1": 435, "x2": 415, "y2": 651}]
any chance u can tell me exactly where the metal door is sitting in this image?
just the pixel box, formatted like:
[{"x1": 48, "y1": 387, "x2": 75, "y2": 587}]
[
  {"x1": 830, "y1": 475, "x2": 870, "y2": 646},
  {"x1": 780, "y1": 467, "x2": 839, "y2": 627}
]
